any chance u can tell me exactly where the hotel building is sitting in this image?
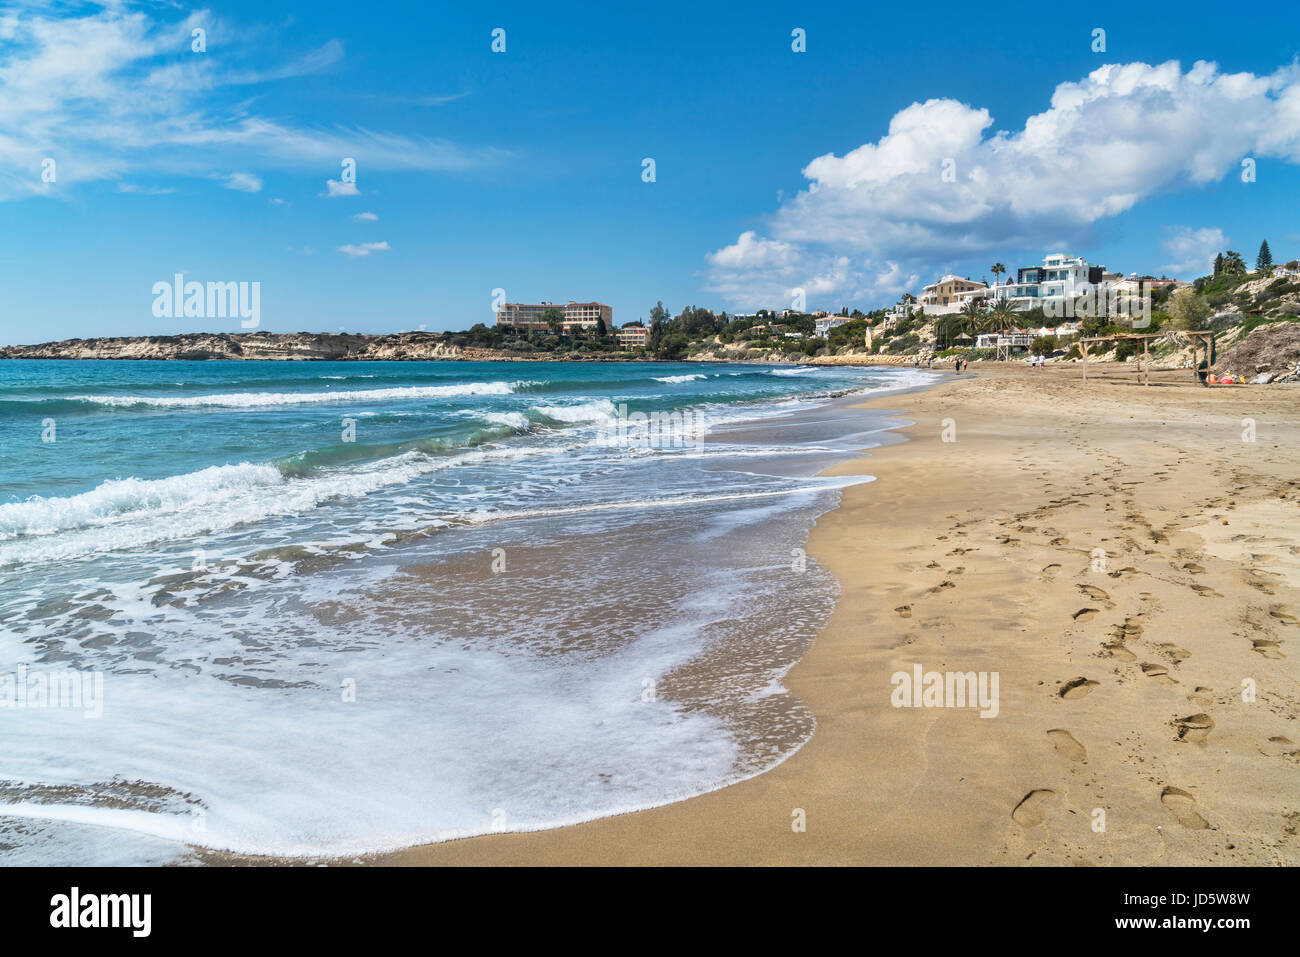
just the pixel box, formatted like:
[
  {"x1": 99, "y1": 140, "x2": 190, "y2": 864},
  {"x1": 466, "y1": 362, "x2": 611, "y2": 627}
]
[{"x1": 495, "y1": 300, "x2": 614, "y2": 333}]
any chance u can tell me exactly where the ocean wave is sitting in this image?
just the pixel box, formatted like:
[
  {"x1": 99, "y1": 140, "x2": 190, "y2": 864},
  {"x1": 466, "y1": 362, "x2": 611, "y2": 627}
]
[
  {"x1": 66, "y1": 382, "x2": 516, "y2": 409},
  {"x1": 652, "y1": 373, "x2": 708, "y2": 384},
  {"x1": 0, "y1": 463, "x2": 286, "y2": 541},
  {"x1": 532, "y1": 399, "x2": 620, "y2": 424}
]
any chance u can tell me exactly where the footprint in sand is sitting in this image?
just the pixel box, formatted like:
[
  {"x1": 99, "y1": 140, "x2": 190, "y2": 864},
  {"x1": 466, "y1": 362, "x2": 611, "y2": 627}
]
[
  {"x1": 1047, "y1": 729, "x2": 1087, "y2": 762},
  {"x1": 1157, "y1": 643, "x2": 1191, "y2": 664},
  {"x1": 1261, "y1": 736, "x2": 1299, "y2": 760},
  {"x1": 1190, "y1": 584, "x2": 1223, "y2": 598},
  {"x1": 1160, "y1": 786, "x2": 1209, "y2": 829},
  {"x1": 1042, "y1": 563, "x2": 1062, "y2": 576},
  {"x1": 1078, "y1": 584, "x2": 1111, "y2": 602},
  {"x1": 1252, "y1": 639, "x2": 1285, "y2": 659},
  {"x1": 927, "y1": 580, "x2": 956, "y2": 594},
  {"x1": 1190, "y1": 686, "x2": 1215, "y2": 707},
  {"x1": 1110, "y1": 619, "x2": 1144, "y2": 640},
  {"x1": 1268, "y1": 606, "x2": 1298, "y2": 626},
  {"x1": 1102, "y1": 642, "x2": 1137, "y2": 662},
  {"x1": 1072, "y1": 607, "x2": 1100, "y2": 622},
  {"x1": 1172, "y1": 713, "x2": 1215, "y2": 743},
  {"x1": 894, "y1": 605, "x2": 913, "y2": 619},
  {"x1": 1058, "y1": 677, "x2": 1099, "y2": 699},
  {"x1": 1141, "y1": 663, "x2": 1178, "y2": 686},
  {"x1": 1182, "y1": 563, "x2": 1205, "y2": 574},
  {"x1": 1012, "y1": 789, "x2": 1057, "y2": 827}
]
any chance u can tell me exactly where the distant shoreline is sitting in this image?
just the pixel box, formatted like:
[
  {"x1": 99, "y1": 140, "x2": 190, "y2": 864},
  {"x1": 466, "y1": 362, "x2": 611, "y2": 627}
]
[{"x1": 0, "y1": 331, "x2": 927, "y2": 367}]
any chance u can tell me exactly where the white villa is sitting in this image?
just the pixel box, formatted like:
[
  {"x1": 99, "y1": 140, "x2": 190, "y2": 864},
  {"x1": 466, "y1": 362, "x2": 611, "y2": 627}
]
[
  {"x1": 987, "y1": 254, "x2": 1118, "y2": 314},
  {"x1": 814, "y1": 316, "x2": 851, "y2": 337}
]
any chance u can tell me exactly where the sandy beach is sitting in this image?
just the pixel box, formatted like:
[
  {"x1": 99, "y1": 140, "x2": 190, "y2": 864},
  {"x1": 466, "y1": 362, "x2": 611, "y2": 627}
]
[{"x1": 376, "y1": 362, "x2": 1300, "y2": 865}]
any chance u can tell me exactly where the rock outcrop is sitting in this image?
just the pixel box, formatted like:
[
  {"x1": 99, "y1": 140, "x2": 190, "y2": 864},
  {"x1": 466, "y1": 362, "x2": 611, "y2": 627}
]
[{"x1": 1, "y1": 332, "x2": 595, "y2": 362}]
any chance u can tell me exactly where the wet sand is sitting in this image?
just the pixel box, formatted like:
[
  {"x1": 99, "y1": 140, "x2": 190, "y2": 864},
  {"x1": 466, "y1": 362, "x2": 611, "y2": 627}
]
[{"x1": 364, "y1": 363, "x2": 1300, "y2": 864}]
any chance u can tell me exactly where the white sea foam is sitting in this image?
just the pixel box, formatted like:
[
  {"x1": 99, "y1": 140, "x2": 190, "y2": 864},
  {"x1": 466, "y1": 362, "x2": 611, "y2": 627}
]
[
  {"x1": 652, "y1": 373, "x2": 707, "y2": 383},
  {"x1": 532, "y1": 399, "x2": 619, "y2": 424},
  {"x1": 460, "y1": 410, "x2": 530, "y2": 429},
  {"x1": 0, "y1": 445, "x2": 554, "y2": 564},
  {"x1": 69, "y1": 381, "x2": 516, "y2": 409},
  {"x1": 0, "y1": 620, "x2": 746, "y2": 861}
]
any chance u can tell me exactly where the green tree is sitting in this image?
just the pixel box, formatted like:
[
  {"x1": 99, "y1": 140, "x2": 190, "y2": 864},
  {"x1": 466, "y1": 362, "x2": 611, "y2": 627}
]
[
  {"x1": 1165, "y1": 288, "x2": 1211, "y2": 330},
  {"x1": 991, "y1": 262, "x2": 1007, "y2": 286},
  {"x1": 1221, "y1": 251, "x2": 1247, "y2": 277},
  {"x1": 540, "y1": 307, "x2": 564, "y2": 336},
  {"x1": 1213, "y1": 252, "x2": 1224, "y2": 277},
  {"x1": 1257, "y1": 240, "x2": 1273, "y2": 274},
  {"x1": 595, "y1": 316, "x2": 608, "y2": 338}
]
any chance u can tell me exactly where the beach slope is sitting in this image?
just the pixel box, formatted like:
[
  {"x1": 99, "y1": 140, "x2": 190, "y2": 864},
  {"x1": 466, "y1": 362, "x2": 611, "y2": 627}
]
[{"x1": 380, "y1": 365, "x2": 1300, "y2": 865}]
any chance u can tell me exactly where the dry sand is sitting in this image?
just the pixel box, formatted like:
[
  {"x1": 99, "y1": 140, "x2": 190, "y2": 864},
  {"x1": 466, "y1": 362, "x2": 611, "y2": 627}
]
[{"x1": 376, "y1": 363, "x2": 1300, "y2": 865}]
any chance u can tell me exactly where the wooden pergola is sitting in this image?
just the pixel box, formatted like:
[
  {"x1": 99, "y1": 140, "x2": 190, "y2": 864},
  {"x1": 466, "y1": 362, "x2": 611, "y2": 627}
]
[{"x1": 1079, "y1": 330, "x2": 1215, "y2": 386}]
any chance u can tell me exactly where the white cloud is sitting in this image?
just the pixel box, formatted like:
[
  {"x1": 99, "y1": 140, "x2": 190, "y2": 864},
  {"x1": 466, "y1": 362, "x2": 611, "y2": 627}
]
[
  {"x1": 325, "y1": 179, "x2": 360, "y2": 197},
  {"x1": 223, "y1": 171, "x2": 262, "y2": 193},
  {"x1": 116, "y1": 183, "x2": 175, "y2": 195},
  {"x1": 1159, "y1": 226, "x2": 1228, "y2": 275},
  {"x1": 706, "y1": 59, "x2": 1300, "y2": 309},
  {"x1": 352, "y1": 211, "x2": 378, "y2": 221},
  {"x1": 337, "y1": 241, "x2": 390, "y2": 257},
  {"x1": 0, "y1": 6, "x2": 507, "y2": 201}
]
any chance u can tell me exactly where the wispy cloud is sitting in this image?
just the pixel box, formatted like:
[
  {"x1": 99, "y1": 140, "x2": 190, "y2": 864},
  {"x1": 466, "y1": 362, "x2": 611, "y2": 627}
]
[
  {"x1": 116, "y1": 183, "x2": 176, "y2": 195},
  {"x1": 352, "y1": 211, "x2": 378, "y2": 221},
  {"x1": 1160, "y1": 226, "x2": 1228, "y2": 275},
  {"x1": 0, "y1": 4, "x2": 507, "y2": 201},
  {"x1": 223, "y1": 171, "x2": 263, "y2": 193},
  {"x1": 324, "y1": 179, "x2": 360, "y2": 198},
  {"x1": 337, "y1": 241, "x2": 391, "y2": 257}
]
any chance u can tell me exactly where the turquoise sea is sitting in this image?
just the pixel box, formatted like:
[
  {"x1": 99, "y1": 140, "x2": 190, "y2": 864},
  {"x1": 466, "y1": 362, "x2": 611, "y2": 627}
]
[{"x1": 0, "y1": 358, "x2": 934, "y2": 863}]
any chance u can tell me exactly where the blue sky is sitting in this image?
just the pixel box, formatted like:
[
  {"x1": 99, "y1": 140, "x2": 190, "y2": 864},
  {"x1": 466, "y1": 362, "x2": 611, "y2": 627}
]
[{"x1": 2, "y1": 0, "x2": 1299, "y2": 342}]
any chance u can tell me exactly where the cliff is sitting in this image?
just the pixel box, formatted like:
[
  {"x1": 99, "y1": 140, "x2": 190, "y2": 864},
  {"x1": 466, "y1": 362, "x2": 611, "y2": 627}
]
[{"x1": 1, "y1": 332, "x2": 603, "y2": 362}]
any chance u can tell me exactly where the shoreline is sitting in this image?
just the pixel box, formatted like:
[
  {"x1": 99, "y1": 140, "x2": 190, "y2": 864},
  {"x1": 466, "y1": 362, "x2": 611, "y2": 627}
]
[{"x1": 367, "y1": 363, "x2": 1299, "y2": 865}]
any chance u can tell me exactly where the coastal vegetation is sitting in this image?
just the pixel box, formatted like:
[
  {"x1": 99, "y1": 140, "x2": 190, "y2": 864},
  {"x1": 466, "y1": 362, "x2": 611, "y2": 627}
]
[{"x1": 5, "y1": 243, "x2": 1297, "y2": 372}]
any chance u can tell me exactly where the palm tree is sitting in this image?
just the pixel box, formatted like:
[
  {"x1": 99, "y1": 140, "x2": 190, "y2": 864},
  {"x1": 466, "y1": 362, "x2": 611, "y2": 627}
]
[
  {"x1": 990, "y1": 262, "x2": 1007, "y2": 287},
  {"x1": 958, "y1": 297, "x2": 989, "y2": 339},
  {"x1": 987, "y1": 299, "x2": 1016, "y2": 333}
]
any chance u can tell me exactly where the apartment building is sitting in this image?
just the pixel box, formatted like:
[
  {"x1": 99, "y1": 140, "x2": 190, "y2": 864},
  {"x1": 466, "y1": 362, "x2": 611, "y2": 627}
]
[
  {"x1": 615, "y1": 324, "x2": 649, "y2": 348},
  {"x1": 495, "y1": 300, "x2": 614, "y2": 332},
  {"x1": 918, "y1": 275, "x2": 988, "y2": 314}
]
